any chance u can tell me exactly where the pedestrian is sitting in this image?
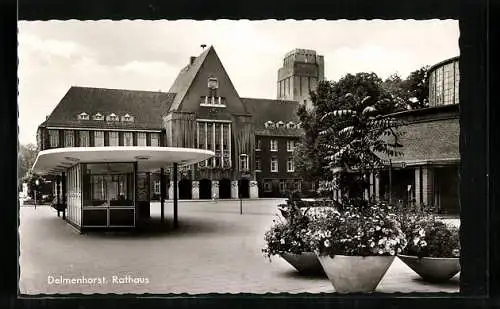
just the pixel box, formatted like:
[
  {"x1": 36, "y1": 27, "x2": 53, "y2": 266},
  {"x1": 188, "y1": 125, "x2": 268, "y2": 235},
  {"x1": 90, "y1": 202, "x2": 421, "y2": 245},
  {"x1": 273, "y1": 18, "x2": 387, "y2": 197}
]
[{"x1": 212, "y1": 193, "x2": 217, "y2": 203}]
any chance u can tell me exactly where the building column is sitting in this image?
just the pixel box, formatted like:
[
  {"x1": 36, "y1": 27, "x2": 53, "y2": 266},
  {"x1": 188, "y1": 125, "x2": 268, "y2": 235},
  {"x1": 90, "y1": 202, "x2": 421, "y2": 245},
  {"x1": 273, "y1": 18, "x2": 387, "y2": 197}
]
[
  {"x1": 249, "y1": 180, "x2": 259, "y2": 199},
  {"x1": 212, "y1": 180, "x2": 219, "y2": 199},
  {"x1": 374, "y1": 171, "x2": 380, "y2": 201},
  {"x1": 231, "y1": 180, "x2": 239, "y2": 199},
  {"x1": 414, "y1": 167, "x2": 422, "y2": 206},
  {"x1": 422, "y1": 166, "x2": 434, "y2": 207},
  {"x1": 192, "y1": 181, "x2": 199, "y2": 200}
]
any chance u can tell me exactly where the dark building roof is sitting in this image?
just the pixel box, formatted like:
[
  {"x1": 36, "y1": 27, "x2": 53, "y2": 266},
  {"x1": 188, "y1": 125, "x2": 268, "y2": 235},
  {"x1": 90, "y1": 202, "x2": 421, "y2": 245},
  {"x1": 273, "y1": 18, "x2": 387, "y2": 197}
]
[
  {"x1": 379, "y1": 118, "x2": 460, "y2": 165},
  {"x1": 40, "y1": 86, "x2": 176, "y2": 130},
  {"x1": 168, "y1": 47, "x2": 212, "y2": 112},
  {"x1": 241, "y1": 97, "x2": 302, "y2": 137}
]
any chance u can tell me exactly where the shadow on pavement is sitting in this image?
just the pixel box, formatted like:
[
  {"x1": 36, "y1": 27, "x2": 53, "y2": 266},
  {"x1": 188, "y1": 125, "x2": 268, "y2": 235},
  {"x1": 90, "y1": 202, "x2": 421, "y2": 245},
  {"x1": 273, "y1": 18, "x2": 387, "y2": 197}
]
[
  {"x1": 276, "y1": 269, "x2": 328, "y2": 280},
  {"x1": 80, "y1": 216, "x2": 237, "y2": 239},
  {"x1": 410, "y1": 276, "x2": 460, "y2": 288}
]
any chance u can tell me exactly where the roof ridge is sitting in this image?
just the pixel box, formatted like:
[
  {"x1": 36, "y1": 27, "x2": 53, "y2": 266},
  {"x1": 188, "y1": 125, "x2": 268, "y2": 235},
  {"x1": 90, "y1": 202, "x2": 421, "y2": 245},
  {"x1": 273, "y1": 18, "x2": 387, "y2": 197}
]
[
  {"x1": 71, "y1": 85, "x2": 176, "y2": 94},
  {"x1": 241, "y1": 97, "x2": 299, "y2": 103}
]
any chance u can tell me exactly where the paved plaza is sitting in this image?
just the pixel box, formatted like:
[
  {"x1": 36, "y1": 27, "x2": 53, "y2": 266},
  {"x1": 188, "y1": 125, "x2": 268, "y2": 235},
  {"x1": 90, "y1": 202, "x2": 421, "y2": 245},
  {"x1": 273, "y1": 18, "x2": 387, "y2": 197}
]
[{"x1": 19, "y1": 199, "x2": 460, "y2": 295}]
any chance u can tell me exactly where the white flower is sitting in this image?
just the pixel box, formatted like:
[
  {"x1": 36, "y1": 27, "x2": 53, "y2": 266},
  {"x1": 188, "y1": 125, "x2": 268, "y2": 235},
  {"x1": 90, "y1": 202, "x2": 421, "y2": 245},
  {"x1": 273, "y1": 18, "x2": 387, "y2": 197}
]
[
  {"x1": 280, "y1": 239, "x2": 286, "y2": 245},
  {"x1": 375, "y1": 226, "x2": 381, "y2": 231},
  {"x1": 419, "y1": 229, "x2": 426, "y2": 237},
  {"x1": 390, "y1": 249, "x2": 395, "y2": 255},
  {"x1": 413, "y1": 237, "x2": 420, "y2": 245},
  {"x1": 420, "y1": 240, "x2": 427, "y2": 247},
  {"x1": 397, "y1": 248, "x2": 402, "y2": 253},
  {"x1": 370, "y1": 241, "x2": 375, "y2": 247},
  {"x1": 378, "y1": 249, "x2": 383, "y2": 255},
  {"x1": 324, "y1": 240, "x2": 331, "y2": 248}
]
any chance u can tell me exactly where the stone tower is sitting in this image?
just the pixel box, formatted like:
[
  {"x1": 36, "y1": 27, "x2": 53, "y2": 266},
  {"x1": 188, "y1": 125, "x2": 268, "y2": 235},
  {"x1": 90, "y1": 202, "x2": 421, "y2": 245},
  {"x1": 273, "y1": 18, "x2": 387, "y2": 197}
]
[{"x1": 277, "y1": 49, "x2": 325, "y2": 107}]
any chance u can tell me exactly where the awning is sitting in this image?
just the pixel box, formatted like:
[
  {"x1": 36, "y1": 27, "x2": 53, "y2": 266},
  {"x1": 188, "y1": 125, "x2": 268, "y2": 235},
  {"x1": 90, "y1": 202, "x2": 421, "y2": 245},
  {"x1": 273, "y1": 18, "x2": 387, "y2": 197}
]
[{"x1": 32, "y1": 146, "x2": 215, "y2": 175}]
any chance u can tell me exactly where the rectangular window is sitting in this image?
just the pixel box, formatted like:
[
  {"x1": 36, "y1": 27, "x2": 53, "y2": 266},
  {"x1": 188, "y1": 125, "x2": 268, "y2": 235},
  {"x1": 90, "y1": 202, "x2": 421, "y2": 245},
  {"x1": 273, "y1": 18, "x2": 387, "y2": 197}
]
[
  {"x1": 109, "y1": 131, "x2": 119, "y2": 146},
  {"x1": 264, "y1": 180, "x2": 272, "y2": 192},
  {"x1": 94, "y1": 131, "x2": 104, "y2": 147},
  {"x1": 137, "y1": 132, "x2": 147, "y2": 146},
  {"x1": 287, "y1": 157, "x2": 295, "y2": 172},
  {"x1": 294, "y1": 180, "x2": 301, "y2": 191},
  {"x1": 150, "y1": 133, "x2": 160, "y2": 147},
  {"x1": 286, "y1": 140, "x2": 295, "y2": 152},
  {"x1": 255, "y1": 158, "x2": 261, "y2": 171},
  {"x1": 153, "y1": 180, "x2": 161, "y2": 194},
  {"x1": 279, "y1": 180, "x2": 286, "y2": 192},
  {"x1": 64, "y1": 130, "x2": 74, "y2": 147},
  {"x1": 256, "y1": 139, "x2": 262, "y2": 151},
  {"x1": 79, "y1": 131, "x2": 89, "y2": 147},
  {"x1": 49, "y1": 130, "x2": 59, "y2": 148},
  {"x1": 239, "y1": 154, "x2": 248, "y2": 171},
  {"x1": 215, "y1": 123, "x2": 221, "y2": 150},
  {"x1": 270, "y1": 139, "x2": 278, "y2": 152},
  {"x1": 124, "y1": 132, "x2": 133, "y2": 146},
  {"x1": 271, "y1": 157, "x2": 278, "y2": 172}
]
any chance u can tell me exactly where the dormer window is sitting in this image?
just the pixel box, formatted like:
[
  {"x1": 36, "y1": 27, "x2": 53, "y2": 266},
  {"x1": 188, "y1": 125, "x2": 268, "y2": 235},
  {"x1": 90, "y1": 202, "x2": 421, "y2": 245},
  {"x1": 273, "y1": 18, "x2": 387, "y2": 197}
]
[
  {"x1": 107, "y1": 113, "x2": 118, "y2": 121},
  {"x1": 78, "y1": 112, "x2": 89, "y2": 120},
  {"x1": 296, "y1": 122, "x2": 302, "y2": 129},
  {"x1": 286, "y1": 122, "x2": 296, "y2": 129},
  {"x1": 93, "y1": 113, "x2": 104, "y2": 121},
  {"x1": 277, "y1": 121, "x2": 285, "y2": 128},
  {"x1": 264, "y1": 121, "x2": 275, "y2": 129},
  {"x1": 121, "y1": 114, "x2": 134, "y2": 122}
]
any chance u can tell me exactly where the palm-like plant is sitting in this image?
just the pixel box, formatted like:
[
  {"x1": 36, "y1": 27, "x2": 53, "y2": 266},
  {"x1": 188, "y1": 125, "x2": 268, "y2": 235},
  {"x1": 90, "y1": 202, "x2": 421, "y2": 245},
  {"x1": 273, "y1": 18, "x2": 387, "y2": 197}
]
[{"x1": 319, "y1": 92, "x2": 406, "y2": 198}]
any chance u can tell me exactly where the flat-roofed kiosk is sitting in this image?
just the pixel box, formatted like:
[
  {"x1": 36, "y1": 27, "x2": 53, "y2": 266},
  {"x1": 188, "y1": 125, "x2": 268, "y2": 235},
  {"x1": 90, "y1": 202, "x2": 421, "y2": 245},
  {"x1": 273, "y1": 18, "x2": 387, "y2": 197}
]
[{"x1": 32, "y1": 146, "x2": 214, "y2": 231}]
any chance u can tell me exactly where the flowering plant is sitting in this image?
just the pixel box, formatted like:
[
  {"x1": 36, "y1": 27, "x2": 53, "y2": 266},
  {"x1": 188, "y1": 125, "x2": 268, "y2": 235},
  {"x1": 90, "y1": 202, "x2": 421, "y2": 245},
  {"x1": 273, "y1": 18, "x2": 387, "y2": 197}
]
[
  {"x1": 262, "y1": 201, "x2": 313, "y2": 259},
  {"x1": 401, "y1": 214, "x2": 460, "y2": 258},
  {"x1": 306, "y1": 199, "x2": 408, "y2": 257}
]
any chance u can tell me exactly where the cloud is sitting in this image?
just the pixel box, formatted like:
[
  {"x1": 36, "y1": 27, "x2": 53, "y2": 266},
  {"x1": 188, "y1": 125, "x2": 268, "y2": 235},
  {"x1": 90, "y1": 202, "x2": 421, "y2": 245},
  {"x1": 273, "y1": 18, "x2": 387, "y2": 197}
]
[{"x1": 17, "y1": 20, "x2": 459, "y2": 144}]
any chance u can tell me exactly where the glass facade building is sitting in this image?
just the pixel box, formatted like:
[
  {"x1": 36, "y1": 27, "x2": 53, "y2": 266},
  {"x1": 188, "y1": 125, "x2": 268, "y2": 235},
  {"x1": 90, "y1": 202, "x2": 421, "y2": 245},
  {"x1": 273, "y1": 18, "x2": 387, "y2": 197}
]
[{"x1": 428, "y1": 57, "x2": 459, "y2": 107}]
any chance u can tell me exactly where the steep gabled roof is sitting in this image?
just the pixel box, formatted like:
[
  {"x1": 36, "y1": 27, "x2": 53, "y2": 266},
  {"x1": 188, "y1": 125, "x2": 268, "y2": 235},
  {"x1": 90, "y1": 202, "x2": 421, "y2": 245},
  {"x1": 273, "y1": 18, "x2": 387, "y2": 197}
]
[
  {"x1": 40, "y1": 86, "x2": 176, "y2": 130},
  {"x1": 241, "y1": 97, "x2": 302, "y2": 137},
  {"x1": 168, "y1": 46, "x2": 212, "y2": 112}
]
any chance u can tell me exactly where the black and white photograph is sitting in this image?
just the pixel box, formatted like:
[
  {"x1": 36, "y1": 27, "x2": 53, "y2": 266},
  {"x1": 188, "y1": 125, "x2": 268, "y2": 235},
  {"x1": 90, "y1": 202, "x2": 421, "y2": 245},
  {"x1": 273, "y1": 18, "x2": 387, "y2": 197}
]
[{"x1": 18, "y1": 19, "x2": 461, "y2": 294}]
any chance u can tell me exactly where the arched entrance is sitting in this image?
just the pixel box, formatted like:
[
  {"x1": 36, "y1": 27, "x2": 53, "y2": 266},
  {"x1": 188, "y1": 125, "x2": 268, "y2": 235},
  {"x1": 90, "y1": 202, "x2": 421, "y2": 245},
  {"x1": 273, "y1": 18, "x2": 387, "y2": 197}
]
[
  {"x1": 219, "y1": 178, "x2": 231, "y2": 199},
  {"x1": 199, "y1": 179, "x2": 212, "y2": 199},
  {"x1": 238, "y1": 178, "x2": 250, "y2": 199},
  {"x1": 178, "y1": 178, "x2": 192, "y2": 200}
]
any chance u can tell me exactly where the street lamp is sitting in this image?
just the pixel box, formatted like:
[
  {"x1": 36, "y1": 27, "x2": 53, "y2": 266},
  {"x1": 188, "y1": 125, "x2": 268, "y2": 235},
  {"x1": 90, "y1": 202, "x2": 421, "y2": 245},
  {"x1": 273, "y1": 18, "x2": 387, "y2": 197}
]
[{"x1": 34, "y1": 179, "x2": 40, "y2": 209}]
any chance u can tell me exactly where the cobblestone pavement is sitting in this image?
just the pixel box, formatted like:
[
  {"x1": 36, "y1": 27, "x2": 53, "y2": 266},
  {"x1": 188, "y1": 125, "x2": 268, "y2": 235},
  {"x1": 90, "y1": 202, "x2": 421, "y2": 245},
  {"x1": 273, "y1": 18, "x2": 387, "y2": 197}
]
[{"x1": 19, "y1": 200, "x2": 460, "y2": 295}]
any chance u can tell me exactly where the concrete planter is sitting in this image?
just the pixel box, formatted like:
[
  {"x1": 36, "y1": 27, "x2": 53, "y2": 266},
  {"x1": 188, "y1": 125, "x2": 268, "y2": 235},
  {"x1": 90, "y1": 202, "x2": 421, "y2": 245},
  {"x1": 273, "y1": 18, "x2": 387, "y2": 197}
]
[
  {"x1": 398, "y1": 254, "x2": 460, "y2": 282},
  {"x1": 317, "y1": 254, "x2": 395, "y2": 293},
  {"x1": 280, "y1": 252, "x2": 325, "y2": 275}
]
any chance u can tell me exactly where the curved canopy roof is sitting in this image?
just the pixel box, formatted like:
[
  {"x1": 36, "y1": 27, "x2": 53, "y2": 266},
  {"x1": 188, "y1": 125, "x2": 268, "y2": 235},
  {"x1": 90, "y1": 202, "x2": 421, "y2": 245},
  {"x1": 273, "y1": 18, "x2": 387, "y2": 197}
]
[{"x1": 32, "y1": 147, "x2": 215, "y2": 175}]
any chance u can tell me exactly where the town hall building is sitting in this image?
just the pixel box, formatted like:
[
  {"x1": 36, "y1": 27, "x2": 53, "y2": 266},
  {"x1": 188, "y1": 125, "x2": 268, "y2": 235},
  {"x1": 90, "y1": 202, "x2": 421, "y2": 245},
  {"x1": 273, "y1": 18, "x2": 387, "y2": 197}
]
[{"x1": 36, "y1": 47, "x2": 325, "y2": 201}]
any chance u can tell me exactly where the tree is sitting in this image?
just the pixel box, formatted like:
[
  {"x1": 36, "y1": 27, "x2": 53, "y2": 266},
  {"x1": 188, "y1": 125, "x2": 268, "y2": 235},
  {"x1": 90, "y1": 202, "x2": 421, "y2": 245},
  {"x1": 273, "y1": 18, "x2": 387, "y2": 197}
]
[
  {"x1": 402, "y1": 66, "x2": 430, "y2": 109},
  {"x1": 294, "y1": 72, "x2": 405, "y2": 199},
  {"x1": 18, "y1": 143, "x2": 38, "y2": 190}
]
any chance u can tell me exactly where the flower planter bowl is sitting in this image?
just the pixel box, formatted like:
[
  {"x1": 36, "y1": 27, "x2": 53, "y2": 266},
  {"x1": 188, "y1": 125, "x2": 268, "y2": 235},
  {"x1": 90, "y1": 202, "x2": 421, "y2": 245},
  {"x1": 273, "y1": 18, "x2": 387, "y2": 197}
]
[
  {"x1": 317, "y1": 254, "x2": 395, "y2": 293},
  {"x1": 398, "y1": 254, "x2": 460, "y2": 282},
  {"x1": 280, "y1": 252, "x2": 325, "y2": 275}
]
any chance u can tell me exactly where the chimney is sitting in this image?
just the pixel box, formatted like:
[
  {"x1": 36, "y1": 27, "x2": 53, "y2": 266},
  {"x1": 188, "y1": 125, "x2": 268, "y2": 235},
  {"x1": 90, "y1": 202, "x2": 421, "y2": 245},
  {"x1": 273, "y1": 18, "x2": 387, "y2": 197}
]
[{"x1": 190, "y1": 56, "x2": 196, "y2": 65}]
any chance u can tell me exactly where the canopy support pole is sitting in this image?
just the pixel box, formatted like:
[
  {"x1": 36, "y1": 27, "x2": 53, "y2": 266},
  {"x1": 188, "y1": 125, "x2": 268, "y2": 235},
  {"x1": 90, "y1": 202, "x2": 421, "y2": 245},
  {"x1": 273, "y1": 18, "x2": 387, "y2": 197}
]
[
  {"x1": 173, "y1": 163, "x2": 178, "y2": 229},
  {"x1": 160, "y1": 168, "x2": 165, "y2": 225}
]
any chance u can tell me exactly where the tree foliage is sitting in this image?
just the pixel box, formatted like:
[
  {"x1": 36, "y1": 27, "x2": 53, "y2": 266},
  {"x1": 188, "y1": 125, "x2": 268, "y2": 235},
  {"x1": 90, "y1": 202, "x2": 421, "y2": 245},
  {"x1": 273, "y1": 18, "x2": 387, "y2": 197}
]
[
  {"x1": 295, "y1": 72, "x2": 407, "y2": 197},
  {"x1": 18, "y1": 143, "x2": 38, "y2": 190},
  {"x1": 381, "y1": 66, "x2": 430, "y2": 110}
]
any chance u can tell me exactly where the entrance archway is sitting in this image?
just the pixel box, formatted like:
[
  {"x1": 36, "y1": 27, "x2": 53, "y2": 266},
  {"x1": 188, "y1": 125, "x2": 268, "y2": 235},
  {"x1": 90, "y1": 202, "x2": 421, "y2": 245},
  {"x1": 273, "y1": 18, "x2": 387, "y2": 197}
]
[
  {"x1": 238, "y1": 178, "x2": 250, "y2": 199},
  {"x1": 219, "y1": 178, "x2": 231, "y2": 199},
  {"x1": 178, "y1": 178, "x2": 192, "y2": 200},
  {"x1": 199, "y1": 179, "x2": 212, "y2": 199}
]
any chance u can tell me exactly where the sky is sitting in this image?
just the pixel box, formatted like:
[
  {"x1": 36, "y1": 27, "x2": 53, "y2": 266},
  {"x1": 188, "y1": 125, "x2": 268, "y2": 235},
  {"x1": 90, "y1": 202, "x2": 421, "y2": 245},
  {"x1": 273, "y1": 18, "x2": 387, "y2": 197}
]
[{"x1": 18, "y1": 19, "x2": 459, "y2": 145}]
